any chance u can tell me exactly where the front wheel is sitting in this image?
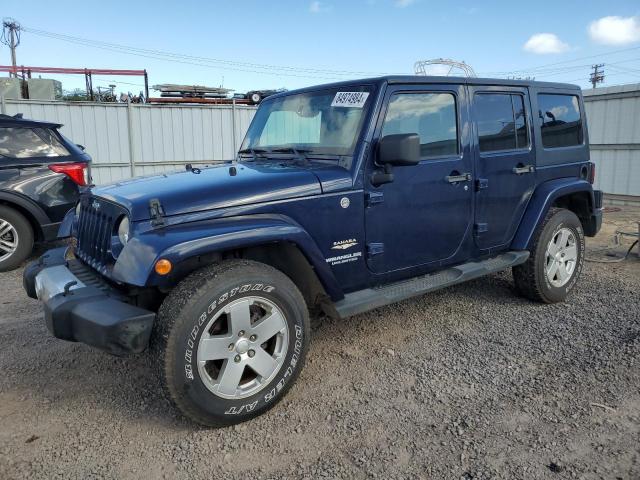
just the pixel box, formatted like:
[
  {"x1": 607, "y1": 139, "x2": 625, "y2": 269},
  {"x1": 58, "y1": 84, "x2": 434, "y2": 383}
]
[
  {"x1": 513, "y1": 208, "x2": 585, "y2": 303},
  {"x1": 152, "y1": 260, "x2": 310, "y2": 427}
]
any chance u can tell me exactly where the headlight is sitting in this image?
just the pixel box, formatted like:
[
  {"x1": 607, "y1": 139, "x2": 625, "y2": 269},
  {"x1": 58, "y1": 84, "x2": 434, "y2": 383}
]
[{"x1": 117, "y1": 216, "x2": 130, "y2": 245}]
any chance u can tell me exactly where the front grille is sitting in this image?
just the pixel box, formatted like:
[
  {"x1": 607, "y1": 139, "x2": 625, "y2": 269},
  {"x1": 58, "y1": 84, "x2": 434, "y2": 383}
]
[
  {"x1": 67, "y1": 258, "x2": 125, "y2": 298},
  {"x1": 75, "y1": 196, "x2": 125, "y2": 275}
]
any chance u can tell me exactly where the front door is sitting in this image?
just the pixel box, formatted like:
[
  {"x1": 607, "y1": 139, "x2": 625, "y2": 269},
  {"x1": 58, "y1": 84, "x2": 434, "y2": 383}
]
[
  {"x1": 364, "y1": 84, "x2": 473, "y2": 274},
  {"x1": 470, "y1": 87, "x2": 536, "y2": 251}
]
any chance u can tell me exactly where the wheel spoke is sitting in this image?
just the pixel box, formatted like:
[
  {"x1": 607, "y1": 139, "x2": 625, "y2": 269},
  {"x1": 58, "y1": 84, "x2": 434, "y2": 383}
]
[
  {"x1": 563, "y1": 245, "x2": 577, "y2": 261},
  {"x1": 252, "y1": 310, "x2": 286, "y2": 342},
  {"x1": 198, "y1": 335, "x2": 234, "y2": 361},
  {"x1": 0, "y1": 221, "x2": 12, "y2": 237},
  {"x1": 227, "y1": 299, "x2": 252, "y2": 334},
  {"x1": 558, "y1": 229, "x2": 570, "y2": 248},
  {"x1": 0, "y1": 238, "x2": 16, "y2": 252},
  {"x1": 546, "y1": 259, "x2": 560, "y2": 280},
  {"x1": 556, "y1": 262, "x2": 569, "y2": 282},
  {"x1": 216, "y1": 360, "x2": 245, "y2": 396},
  {"x1": 548, "y1": 237, "x2": 560, "y2": 255},
  {"x1": 248, "y1": 347, "x2": 279, "y2": 379}
]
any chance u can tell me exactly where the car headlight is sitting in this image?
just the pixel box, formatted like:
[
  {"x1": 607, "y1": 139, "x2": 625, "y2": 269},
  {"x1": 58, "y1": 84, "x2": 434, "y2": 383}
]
[{"x1": 117, "y1": 216, "x2": 130, "y2": 245}]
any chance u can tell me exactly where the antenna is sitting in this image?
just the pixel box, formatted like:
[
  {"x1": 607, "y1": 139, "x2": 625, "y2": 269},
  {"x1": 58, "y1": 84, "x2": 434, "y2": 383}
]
[
  {"x1": 1, "y1": 18, "x2": 21, "y2": 78},
  {"x1": 414, "y1": 58, "x2": 476, "y2": 78}
]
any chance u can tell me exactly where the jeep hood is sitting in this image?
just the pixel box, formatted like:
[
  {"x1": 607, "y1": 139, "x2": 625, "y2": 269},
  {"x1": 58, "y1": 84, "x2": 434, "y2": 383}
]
[{"x1": 93, "y1": 161, "x2": 347, "y2": 221}]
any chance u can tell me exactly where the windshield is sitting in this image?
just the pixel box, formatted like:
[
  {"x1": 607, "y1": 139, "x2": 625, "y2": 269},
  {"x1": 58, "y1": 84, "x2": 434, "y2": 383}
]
[{"x1": 240, "y1": 86, "x2": 373, "y2": 158}]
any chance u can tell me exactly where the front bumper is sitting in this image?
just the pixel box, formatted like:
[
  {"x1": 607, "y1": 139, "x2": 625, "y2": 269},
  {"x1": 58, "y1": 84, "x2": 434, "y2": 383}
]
[{"x1": 23, "y1": 247, "x2": 155, "y2": 356}]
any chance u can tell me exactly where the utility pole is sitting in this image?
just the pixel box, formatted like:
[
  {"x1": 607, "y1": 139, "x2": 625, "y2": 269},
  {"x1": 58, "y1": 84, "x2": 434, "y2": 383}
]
[
  {"x1": 1, "y1": 19, "x2": 21, "y2": 78},
  {"x1": 590, "y1": 64, "x2": 605, "y2": 89}
]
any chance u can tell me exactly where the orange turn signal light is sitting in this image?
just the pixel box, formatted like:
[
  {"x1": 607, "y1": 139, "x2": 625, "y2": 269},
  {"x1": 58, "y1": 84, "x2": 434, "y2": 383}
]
[{"x1": 155, "y1": 259, "x2": 172, "y2": 275}]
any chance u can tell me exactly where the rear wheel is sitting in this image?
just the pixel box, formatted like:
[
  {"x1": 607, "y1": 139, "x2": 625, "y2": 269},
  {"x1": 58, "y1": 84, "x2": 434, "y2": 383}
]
[
  {"x1": 0, "y1": 206, "x2": 34, "y2": 272},
  {"x1": 513, "y1": 208, "x2": 584, "y2": 303},
  {"x1": 152, "y1": 260, "x2": 310, "y2": 427}
]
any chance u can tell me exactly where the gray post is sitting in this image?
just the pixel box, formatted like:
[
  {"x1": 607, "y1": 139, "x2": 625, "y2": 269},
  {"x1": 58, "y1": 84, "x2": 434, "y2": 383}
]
[
  {"x1": 0, "y1": 94, "x2": 6, "y2": 115},
  {"x1": 126, "y1": 100, "x2": 136, "y2": 178}
]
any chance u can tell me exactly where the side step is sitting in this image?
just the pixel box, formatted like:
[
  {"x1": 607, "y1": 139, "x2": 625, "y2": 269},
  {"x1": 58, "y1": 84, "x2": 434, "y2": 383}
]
[{"x1": 333, "y1": 250, "x2": 530, "y2": 319}]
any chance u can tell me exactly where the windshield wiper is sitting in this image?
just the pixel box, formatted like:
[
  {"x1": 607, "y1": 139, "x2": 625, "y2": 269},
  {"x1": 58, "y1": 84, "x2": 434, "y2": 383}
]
[
  {"x1": 236, "y1": 147, "x2": 269, "y2": 161},
  {"x1": 269, "y1": 147, "x2": 312, "y2": 161}
]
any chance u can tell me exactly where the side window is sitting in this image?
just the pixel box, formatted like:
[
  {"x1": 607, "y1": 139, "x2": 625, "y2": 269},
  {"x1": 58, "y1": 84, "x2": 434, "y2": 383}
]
[
  {"x1": 381, "y1": 92, "x2": 458, "y2": 158},
  {"x1": 0, "y1": 127, "x2": 69, "y2": 158},
  {"x1": 475, "y1": 93, "x2": 529, "y2": 153},
  {"x1": 538, "y1": 94, "x2": 583, "y2": 148}
]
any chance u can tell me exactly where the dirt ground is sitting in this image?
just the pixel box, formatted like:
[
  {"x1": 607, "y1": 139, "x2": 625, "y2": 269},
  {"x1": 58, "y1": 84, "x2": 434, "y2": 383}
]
[{"x1": 0, "y1": 207, "x2": 638, "y2": 479}]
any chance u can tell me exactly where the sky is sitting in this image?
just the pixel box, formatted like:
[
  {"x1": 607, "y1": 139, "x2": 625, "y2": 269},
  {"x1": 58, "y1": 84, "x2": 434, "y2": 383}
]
[{"x1": 2, "y1": 0, "x2": 640, "y2": 97}]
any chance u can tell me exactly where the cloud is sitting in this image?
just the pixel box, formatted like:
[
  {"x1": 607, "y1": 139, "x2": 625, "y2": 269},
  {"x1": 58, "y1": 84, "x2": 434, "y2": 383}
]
[
  {"x1": 589, "y1": 16, "x2": 640, "y2": 45},
  {"x1": 309, "y1": 1, "x2": 330, "y2": 13},
  {"x1": 394, "y1": 0, "x2": 416, "y2": 7},
  {"x1": 459, "y1": 6, "x2": 478, "y2": 15},
  {"x1": 523, "y1": 33, "x2": 570, "y2": 54}
]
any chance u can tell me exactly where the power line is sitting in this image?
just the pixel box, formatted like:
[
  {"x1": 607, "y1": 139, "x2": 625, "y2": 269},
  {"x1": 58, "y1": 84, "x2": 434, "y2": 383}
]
[
  {"x1": 21, "y1": 26, "x2": 399, "y2": 79},
  {"x1": 479, "y1": 44, "x2": 640, "y2": 77}
]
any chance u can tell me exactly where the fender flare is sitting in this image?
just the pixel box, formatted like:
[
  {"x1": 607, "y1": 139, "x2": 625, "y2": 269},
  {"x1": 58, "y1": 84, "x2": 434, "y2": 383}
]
[
  {"x1": 511, "y1": 178, "x2": 595, "y2": 250},
  {"x1": 0, "y1": 190, "x2": 51, "y2": 231},
  {"x1": 112, "y1": 213, "x2": 344, "y2": 301}
]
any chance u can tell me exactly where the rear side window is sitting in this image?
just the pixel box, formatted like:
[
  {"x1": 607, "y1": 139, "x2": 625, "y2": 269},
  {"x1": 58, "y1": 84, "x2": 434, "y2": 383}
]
[
  {"x1": 381, "y1": 92, "x2": 458, "y2": 158},
  {"x1": 0, "y1": 127, "x2": 69, "y2": 158},
  {"x1": 474, "y1": 93, "x2": 529, "y2": 153},
  {"x1": 538, "y1": 94, "x2": 583, "y2": 148}
]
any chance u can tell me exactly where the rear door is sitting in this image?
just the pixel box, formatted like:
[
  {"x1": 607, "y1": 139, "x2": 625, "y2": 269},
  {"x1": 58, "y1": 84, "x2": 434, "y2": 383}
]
[{"x1": 470, "y1": 87, "x2": 535, "y2": 251}]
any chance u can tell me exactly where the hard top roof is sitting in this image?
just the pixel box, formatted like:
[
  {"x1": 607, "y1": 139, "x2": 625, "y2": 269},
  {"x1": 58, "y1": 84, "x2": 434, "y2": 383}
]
[{"x1": 267, "y1": 75, "x2": 580, "y2": 101}]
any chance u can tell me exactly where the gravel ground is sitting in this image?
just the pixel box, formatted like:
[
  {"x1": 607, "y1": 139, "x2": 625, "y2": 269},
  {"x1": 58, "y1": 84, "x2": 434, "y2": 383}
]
[{"x1": 0, "y1": 207, "x2": 638, "y2": 479}]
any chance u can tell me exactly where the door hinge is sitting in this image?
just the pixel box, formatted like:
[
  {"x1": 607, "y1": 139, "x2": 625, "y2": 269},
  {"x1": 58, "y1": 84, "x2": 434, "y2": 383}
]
[
  {"x1": 367, "y1": 242, "x2": 385, "y2": 258},
  {"x1": 474, "y1": 223, "x2": 488, "y2": 234},
  {"x1": 366, "y1": 191, "x2": 384, "y2": 207},
  {"x1": 476, "y1": 178, "x2": 489, "y2": 190}
]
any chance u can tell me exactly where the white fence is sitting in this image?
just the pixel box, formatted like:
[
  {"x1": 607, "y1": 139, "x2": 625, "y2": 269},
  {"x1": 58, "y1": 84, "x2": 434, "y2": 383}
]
[
  {"x1": 583, "y1": 84, "x2": 640, "y2": 200},
  {"x1": 1, "y1": 99, "x2": 256, "y2": 185}
]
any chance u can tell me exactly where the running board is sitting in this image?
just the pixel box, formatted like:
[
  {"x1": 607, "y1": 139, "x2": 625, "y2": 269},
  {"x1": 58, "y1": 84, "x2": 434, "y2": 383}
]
[{"x1": 333, "y1": 250, "x2": 530, "y2": 319}]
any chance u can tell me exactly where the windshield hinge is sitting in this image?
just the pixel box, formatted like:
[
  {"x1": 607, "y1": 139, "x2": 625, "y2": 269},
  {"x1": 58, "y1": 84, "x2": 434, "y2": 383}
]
[
  {"x1": 149, "y1": 198, "x2": 166, "y2": 227},
  {"x1": 366, "y1": 192, "x2": 384, "y2": 207}
]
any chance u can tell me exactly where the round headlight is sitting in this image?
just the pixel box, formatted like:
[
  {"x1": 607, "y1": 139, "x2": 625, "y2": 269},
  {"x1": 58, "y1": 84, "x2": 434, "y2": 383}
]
[{"x1": 117, "y1": 216, "x2": 130, "y2": 245}]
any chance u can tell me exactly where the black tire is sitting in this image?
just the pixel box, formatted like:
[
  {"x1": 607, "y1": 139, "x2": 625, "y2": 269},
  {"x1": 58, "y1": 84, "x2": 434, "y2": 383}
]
[
  {"x1": 0, "y1": 205, "x2": 34, "y2": 272},
  {"x1": 513, "y1": 208, "x2": 585, "y2": 303},
  {"x1": 151, "y1": 259, "x2": 310, "y2": 427}
]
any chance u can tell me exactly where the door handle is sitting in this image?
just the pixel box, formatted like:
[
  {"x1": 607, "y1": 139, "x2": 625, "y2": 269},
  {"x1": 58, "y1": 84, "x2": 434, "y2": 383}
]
[
  {"x1": 446, "y1": 172, "x2": 472, "y2": 183},
  {"x1": 512, "y1": 165, "x2": 535, "y2": 175}
]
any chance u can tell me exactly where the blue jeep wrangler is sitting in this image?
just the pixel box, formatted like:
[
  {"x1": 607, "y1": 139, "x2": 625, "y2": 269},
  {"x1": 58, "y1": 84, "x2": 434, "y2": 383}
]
[{"x1": 24, "y1": 76, "x2": 602, "y2": 426}]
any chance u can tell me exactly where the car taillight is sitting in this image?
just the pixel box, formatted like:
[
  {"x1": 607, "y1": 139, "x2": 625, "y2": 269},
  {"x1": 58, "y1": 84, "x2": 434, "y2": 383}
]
[
  {"x1": 49, "y1": 162, "x2": 89, "y2": 186},
  {"x1": 588, "y1": 162, "x2": 596, "y2": 184}
]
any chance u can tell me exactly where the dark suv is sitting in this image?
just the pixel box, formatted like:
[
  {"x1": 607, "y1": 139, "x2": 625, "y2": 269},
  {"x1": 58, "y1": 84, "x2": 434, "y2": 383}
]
[
  {"x1": 24, "y1": 76, "x2": 602, "y2": 427},
  {"x1": 0, "y1": 114, "x2": 91, "y2": 271}
]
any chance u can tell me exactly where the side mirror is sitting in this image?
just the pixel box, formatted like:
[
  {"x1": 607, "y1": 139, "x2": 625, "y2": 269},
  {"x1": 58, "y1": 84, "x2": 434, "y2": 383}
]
[{"x1": 378, "y1": 133, "x2": 420, "y2": 166}]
